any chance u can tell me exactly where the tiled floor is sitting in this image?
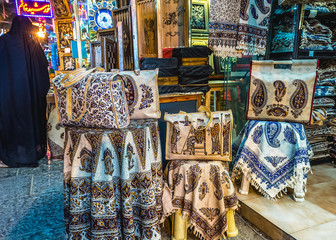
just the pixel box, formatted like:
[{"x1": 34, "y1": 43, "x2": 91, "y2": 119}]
[
  {"x1": 0, "y1": 158, "x2": 268, "y2": 240},
  {"x1": 237, "y1": 163, "x2": 336, "y2": 240}
]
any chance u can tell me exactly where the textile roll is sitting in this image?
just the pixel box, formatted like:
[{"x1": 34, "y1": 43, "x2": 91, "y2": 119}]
[
  {"x1": 232, "y1": 120, "x2": 312, "y2": 200},
  {"x1": 165, "y1": 107, "x2": 233, "y2": 161},
  {"x1": 247, "y1": 60, "x2": 318, "y2": 123},
  {"x1": 158, "y1": 68, "x2": 180, "y2": 78},
  {"x1": 181, "y1": 58, "x2": 209, "y2": 66},
  {"x1": 179, "y1": 65, "x2": 214, "y2": 77},
  {"x1": 64, "y1": 120, "x2": 164, "y2": 239},
  {"x1": 53, "y1": 69, "x2": 130, "y2": 129},
  {"x1": 178, "y1": 76, "x2": 209, "y2": 85},
  {"x1": 47, "y1": 108, "x2": 65, "y2": 160},
  {"x1": 118, "y1": 69, "x2": 161, "y2": 119},
  {"x1": 163, "y1": 160, "x2": 238, "y2": 240}
]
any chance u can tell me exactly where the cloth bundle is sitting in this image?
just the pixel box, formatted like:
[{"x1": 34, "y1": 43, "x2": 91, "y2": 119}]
[
  {"x1": 300, "y1": 20, "x2": 334, "y2": 51},
  {"x1": 178, "y1": 65, "x2": 214, "y2": 85}
]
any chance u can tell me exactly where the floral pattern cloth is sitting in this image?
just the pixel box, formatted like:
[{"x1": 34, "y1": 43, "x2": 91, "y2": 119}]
[
  {"x1": 232, "y1": 120, "x2": 312, "y2": 200},
  {"x1": 163, "y1": 160, "x2": 238, "y2": 240},
  {"x1": 236, "y1": 0, "x2": 272, "y2": 55},
  {"x1": 209, "y1": 0, "x2": 242, "y2": 57},
  {"x1": 64, "y1": 120, "x2": 164, "y2": 239}
]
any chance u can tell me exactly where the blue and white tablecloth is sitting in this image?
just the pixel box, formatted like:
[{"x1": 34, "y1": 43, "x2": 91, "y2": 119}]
[{"x1": 232, "y1": 121, "x2": 312, "y2": 200}]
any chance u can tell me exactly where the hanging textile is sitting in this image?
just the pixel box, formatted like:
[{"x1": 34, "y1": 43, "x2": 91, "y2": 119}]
[
  {"x1": 64, "y1": 120, "x2": 164, "y2": 239},
  {"x1": 209, "y1": 0, "x2": 242, "y2": 57},
  {"x1": 236, "y1": 0, "x2": 272, "y2": 55},
  {"x1": 232, "y1": 120, "x2": 312, "y2": 200},
  {"x1": 163, "y1": 160, "x2": 238, "y2": 240}
]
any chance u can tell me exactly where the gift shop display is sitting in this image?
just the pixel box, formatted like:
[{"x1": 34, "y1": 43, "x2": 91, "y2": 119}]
[
  {"x1": 165, "y1": 106, "x2": 233, "y2": 161},
  {"x1": 247, "y1": 60, "x2": 318, "y2": 123}
]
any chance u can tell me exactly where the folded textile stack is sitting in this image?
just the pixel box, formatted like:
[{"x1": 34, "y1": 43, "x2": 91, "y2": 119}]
[
  {"x1": 172, "y1": 46, "x2": 214, "y2": 86},
  {"x1": 307, "y1": 61, "x2": 336, "y2": 162},
  {"x1": 300, "y1": 19, "x2": 334, "y2": 51},
  {"x1": 271, "y1": 17, "x2": 294, "y2": 52},
  {"x1": 305, "y1": 2, "x2": 336, "y2": 13}
]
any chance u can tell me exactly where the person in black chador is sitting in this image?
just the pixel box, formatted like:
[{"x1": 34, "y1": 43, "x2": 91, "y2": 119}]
[{"x1": 0, "y1": 16, "x2": 50, "y2": 167}]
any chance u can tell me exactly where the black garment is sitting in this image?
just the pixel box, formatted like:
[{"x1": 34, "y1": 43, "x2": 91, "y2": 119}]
[
  {"x1": 178, "y1": 76, "x2": 209, "y2": 85},
  {"x1": 140, "y1": 57, "x2": 178, "y2": 69},
  {"x1": 179, "y1": 65, "x2": 214, "y2": 76},
  {"x1": 0, "y1": 16, "x2": 50, "y2": 167}
]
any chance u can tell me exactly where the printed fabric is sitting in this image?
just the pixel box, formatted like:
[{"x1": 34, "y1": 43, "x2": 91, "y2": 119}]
[
  {"x1": 232, "y1": 120, "x2": 312, "y2": 200},
  {"x1": 64, "y1": 120, "x2": 164, "y2": 240},
  {"x1": 163, "y1": 160, "x2": 238, "y2": 240},
  {"x1": 209, "y1": 0, "x2": 242, "y2": 57},
  {"x1": 247, "y1": 60, "x2": 318, "y2": 123},
  {"x1": 47, "y1": 108, "x2": 65, "y2": 160},
  {"x1": 236, "y1": 0, "x2": 272, "y2": 55}
]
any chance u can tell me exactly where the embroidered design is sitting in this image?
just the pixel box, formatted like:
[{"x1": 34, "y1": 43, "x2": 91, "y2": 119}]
[
  {"x1": 123, "y1": 75, "x2": 138, "y2": 116},
  {"x1": 171, "y1": 122, "x2": 181, "y2": 154},
  {"x1": 149, "y1": 124, "x2": 159, "y2": 159},
  {"x1": 264, "y1": 156, "x2": 287, "y2": 167},
  {"x1": 200, "y1": 208, "x2": 220, "y2": 222},
  {"x1": 102, "y1": 149, "x2": 114, "y2": 175},
  {"x1": 126, "y1": 143, "x2": 135, "y2": 170},
  {"x1": 265, "y1": 122, "x2": 281, "y2": 148},
  {"x1": 183, "y1": 128, "x2": 196, "y2": 155},
  {"x1": 274, "y1": 80, "x2": 286, "y2": 102},
  {"x1": 290, "y1": 123, "x2": 305, "y2": 140},
  {"x1": 209, "y1": 164, "x2": 223, "y2": 200},
  {"x1": 223, "y1": 120, "x2": 231, "y2": 154},
  {"x1": 290, "y1": 80, "x2": 308, "y2": 118},
  {"x1": 266, "y1": 104, "x2": 289, "y2": 117},
  {"x1": 198, "y1": 182, "x2": 209, "y2": 201},
  {"x1": 284, "y1": 126, "x2": 297, "y2": 144},
  {"x1": 240, "y1": 0, "x2": 249, "y2": 21},
  {"x1": 209, "y1": 118, "x2": 221, "y2": 154},
  {"x1": 250, "y1": 4, "x2": 259, "y2": 19},
  {"x1": 251, "y1": 79, "x2": 267, "y2": 116},
  {"x1": 173, "y1": 173, "x2": 183, "y2": 187},
  {"x1": 79, "y1": 147, "x2": 93, "y2": 173},
  {"x1": 139, "y1": 84, "x2": 154, "y2": 110},
  {"x1": 185, "y1": 164, "x2": 202, "y2": 194},
  {"x1": 255, "y1": 0, "x2": 270, "y2": 14},
  {"x1": 108, "y1": 131, "x2": 126, "y2": 165},
  {"x1": 252, "y1": 125, "x2": 263, "y2": 144},
  {"x1": 132, "y1": 128, "x2": 146, "y2": 168}
]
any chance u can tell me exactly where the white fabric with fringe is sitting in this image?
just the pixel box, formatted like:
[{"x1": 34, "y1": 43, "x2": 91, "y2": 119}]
[
  {"x1": 232, "y1": 120, "x2": 312, "y2": 200},
  {"x1": 163, "y1": 160, "x2": 238, "y2": 240}
]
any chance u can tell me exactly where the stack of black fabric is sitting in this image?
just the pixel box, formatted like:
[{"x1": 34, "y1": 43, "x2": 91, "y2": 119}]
[
  {"x1": 140, "y1": 57, "x2": 179, "y2": 80},
  {"x1": 173, "y1": 46, "x2": 214, "y2": 86}
]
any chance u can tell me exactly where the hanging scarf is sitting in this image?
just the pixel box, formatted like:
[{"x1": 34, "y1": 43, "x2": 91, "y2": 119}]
[
  {"x1": 209, "y1": 0, "x2": 242, "y2": 57},
  {"x1": 236, "y1": 0, "x2": 272, "y2": 55}
]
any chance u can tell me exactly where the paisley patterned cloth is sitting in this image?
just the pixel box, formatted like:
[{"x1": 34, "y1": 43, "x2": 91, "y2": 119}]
[
  {"x1": 47, "y1": 108, "x2": 65, "y2": 160},
  {"x1": 232, "y1": 120, "x2": 312, "y2": 200},
  {"x1": 163, "y1": 160, "x2": 238, "y2": 240},
  {"x1": 247, "y1": 60, "x2": 318, "y2": 123},
  {"x1": 209, "y1": 0, "x2": 242, "y2": 57},
  {"x1": 236, "y1": 0, "x2": 272, "y2": 55},
  {"x1": 64, "y1": 120, "x2": 164, "y2": 239}
]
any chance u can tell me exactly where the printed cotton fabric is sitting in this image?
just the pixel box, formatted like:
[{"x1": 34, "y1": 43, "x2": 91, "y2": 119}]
[
  {"x1": 163, "y1": 160, "x2": 238, "y2": 240},
  {"x1": 232, "y1": 120, "x2": 312, "y2": 200},
  {"x1": 236, "y1": 0, "x2": 272, "y2": 55},
  {"x1": 209, "y1": 0, "x2": 242, "y2": 57},
  {"x1": 47, "y1": 108, "x2": 65, "y2": 160},
  {"x1": 64, "y1": 120, "x2": 163, "y2": 239}
]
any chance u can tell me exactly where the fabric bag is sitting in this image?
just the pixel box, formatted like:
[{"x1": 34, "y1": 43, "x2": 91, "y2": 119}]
[
  {"x1": 247, "y1": 60, "x2": 318, "y2": 123},
  {"x1": 53, "y1": 68, "x2": 130, "y2": 129},
  {"x1": 165, "y1": 106, "x2": 233, "y2": 161},
  {"x1": 117, "y1": 69, "x2": 161, "y2": 119}
]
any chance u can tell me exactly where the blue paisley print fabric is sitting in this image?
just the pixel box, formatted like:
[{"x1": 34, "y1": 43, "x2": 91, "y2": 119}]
[{"x1": 232, "y1": 120, "x2": 312, "y2": 200}]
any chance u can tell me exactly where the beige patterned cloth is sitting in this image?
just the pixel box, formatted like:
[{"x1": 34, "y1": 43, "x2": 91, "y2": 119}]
[
  {"x1": 163, "y1": 160, "x2": 238, "y2": 240},
  {"x1": 47, "y1": 108, "x2": 65, "y2": 160}
]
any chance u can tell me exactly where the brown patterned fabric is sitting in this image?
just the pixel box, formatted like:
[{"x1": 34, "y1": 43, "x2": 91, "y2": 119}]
[
  {"x1": 163, "y1": 160, "x2": 238, "y2": 240},
  {"x1": 64, "y1": 120, "x2": 163, "y2": 239}
]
